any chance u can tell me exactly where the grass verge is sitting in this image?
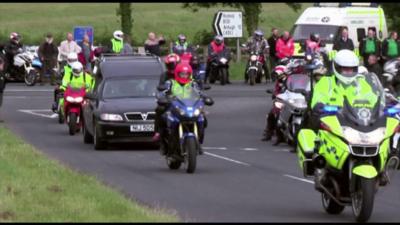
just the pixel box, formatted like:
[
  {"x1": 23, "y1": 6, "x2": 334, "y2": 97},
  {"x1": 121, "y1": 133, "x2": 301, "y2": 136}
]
[{"x1": 0, "y1": 125, "x2": 179, "y2": 222}]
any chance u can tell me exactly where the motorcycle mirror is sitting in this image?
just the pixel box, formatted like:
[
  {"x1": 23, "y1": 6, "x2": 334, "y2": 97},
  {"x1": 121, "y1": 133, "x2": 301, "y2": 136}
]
[
  {"x1": 157, "y1": 97, "x2": 170, "y2": 106},
  {"x1": 204, "y1": 97, "x2": 214, "y2": 106},
  {"x1": 84, "y1": 93, "x2": 97, "y2": 100},
  {"x1": 157, "y1": 85, "x2": 167, "y2": 92},
  {"x1": 266, "y1": 89, "x2": 273, "y2": 94},
  {"x1": 203, "y1": 84, "x2": 211, "y2": 90}
]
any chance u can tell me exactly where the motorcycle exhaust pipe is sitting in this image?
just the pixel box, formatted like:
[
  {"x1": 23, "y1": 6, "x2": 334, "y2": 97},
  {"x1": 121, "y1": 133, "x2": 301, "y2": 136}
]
[{"x1": 312, "y1": 154, "x2": 326, "y2": 169}]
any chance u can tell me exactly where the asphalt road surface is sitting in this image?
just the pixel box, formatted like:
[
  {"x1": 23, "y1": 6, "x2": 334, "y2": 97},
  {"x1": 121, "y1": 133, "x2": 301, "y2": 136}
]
[{"x1": 2, "y1": 82, "x2": 400, "y2": 222}]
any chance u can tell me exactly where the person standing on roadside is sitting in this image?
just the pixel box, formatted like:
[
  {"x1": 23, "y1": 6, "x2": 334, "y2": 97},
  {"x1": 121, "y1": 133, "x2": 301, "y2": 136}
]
[
  {"x1": 59, "y1": 32, "x2": 82, "y2": 69},
  {"x1": 333, "y1": 28, "x2": 354, "y2": 51},
  {"x1": 38, "y1": 33, "x2": 59, "y2": 85},
  {"x1": 144, "y1": 32, "x2": 165, "y2": 56},
  {"x1": 78, "y1": 34, "x2": 94, "y2": 73},
  {"x1": 382, "y1": 31, "x2": 400, "y2": 64},
  {"x1": 267, "y1": 28, "x2": 280, "y2": 81}
]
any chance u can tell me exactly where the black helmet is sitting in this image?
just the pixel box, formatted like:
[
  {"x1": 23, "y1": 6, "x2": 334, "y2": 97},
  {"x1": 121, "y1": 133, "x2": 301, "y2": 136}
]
[
  {"x1": 214, "y1": 35, "x2": 224, "y2": 45},
  {"x1": 310, "y1": 33, "x2": 320, "y2": 42},
  {"x1": 253, "y1": 29, "x2": 264, "y2": 41},
  {"x1": 178, "y1": 34, "x2": 186, "y2": 44}
]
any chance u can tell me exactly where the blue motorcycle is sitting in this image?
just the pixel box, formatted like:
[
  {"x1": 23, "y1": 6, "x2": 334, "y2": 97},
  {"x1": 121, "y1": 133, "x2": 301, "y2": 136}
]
[
  {"x1": 193, "y1": 63, "x2": 206, "y2": 90},
  {"x1": 158, "y1": 91, "x2": 214, "y2": 173}
]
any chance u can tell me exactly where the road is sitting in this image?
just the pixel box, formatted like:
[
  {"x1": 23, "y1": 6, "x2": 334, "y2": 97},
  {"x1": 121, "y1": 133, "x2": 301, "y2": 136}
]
[{"x1": 2, "y1": 82, "x2": 400, "y2": 222}]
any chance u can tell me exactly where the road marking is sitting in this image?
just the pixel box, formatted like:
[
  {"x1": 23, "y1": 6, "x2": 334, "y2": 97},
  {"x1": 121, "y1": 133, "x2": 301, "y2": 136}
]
[
  {"x1": 18, "y1": 109, "x2": 55, "y2": 119},
  {"x1": 284, "y1": 174, "x2": 314, "y2": 184},
  {"x1": 204, "y1": 152, "x2": 251, "y2": 166},
  {"x1": 5, "y1": 89, "x2": 53, "y2": 92},
  {"x1": 273, "y1": 148, "x2": 291, "y2": 152},
  {"x1": 241, "y1": 148, "x2": 258, "y2": 151},
  {"x1": 202, "y1": 147, "x2": 227, "y2": 150}
]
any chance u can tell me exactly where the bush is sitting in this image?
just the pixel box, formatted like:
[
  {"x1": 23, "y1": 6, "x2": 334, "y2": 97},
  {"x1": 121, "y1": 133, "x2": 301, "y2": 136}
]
[{"x1": 192, "y1": 29, "x2": 215, "y2": 46}]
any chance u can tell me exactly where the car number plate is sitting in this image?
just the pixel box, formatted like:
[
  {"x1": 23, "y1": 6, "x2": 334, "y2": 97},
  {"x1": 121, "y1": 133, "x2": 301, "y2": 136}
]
[{"x1": 130, "y1": 124, "x2": 154, "y2": 132}]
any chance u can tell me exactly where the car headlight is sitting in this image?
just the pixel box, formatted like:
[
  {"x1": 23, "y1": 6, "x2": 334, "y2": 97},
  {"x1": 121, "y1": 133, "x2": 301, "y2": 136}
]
[
  {"x1": 100, "y1": 113, "x2": 123, "y2": 121},
  {"x1": 274, "y1": 101, "x2": 284, "y2": 109},
  {"x1": 342, "y1": 126, "x2": 386, "y2": 146}
]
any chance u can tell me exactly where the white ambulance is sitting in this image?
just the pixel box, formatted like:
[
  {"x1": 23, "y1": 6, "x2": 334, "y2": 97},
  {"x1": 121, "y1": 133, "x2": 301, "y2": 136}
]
[{"x1": 290, "y1": 2, "x2": 388, "y2": 59}]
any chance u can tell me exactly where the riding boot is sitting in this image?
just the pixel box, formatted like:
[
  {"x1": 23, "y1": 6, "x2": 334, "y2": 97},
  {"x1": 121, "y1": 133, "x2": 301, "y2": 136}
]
[
  {"x1": 262, "y1": 112, "x2": 275, "y2": 141},
  {"x1": 273, "y1": 129, "x2": 284, "y2": 146}
]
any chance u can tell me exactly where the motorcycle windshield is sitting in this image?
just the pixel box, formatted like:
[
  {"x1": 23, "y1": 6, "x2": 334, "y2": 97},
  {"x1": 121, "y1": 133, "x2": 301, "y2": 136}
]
[
  {"x1": 286, "y1": 74, "x2": 311, "y2": 92},
  {"x1": 175, "y1": 91, "x2": 201, "y2": 106},
  {"x1": 66, "y1": 86, "x2": 85, "y2": 96}
]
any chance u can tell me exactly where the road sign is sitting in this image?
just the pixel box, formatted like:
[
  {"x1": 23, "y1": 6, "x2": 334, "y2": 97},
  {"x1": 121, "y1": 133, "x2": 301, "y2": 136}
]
[
  {"x1": 213, "y1": 11, "x2": 243, "y2": 38},
  {"x1": 73, "y1": 26, "x2": 94, "y2": 45}
]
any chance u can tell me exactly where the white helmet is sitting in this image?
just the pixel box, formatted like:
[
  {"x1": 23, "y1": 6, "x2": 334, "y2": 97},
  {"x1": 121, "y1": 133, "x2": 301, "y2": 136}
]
[
  {"x1": 67, "y1": 52, "x2": 78, "y2": 66},
  {"x1": 71, "y1": 61, "x2": 83, "y2": 77},
  {"x1": 332, "y1": 49, "x2": 360, "y2": 85},
  {"x1": 113, "y1": 30, "x2": 124, "y2": 41}
]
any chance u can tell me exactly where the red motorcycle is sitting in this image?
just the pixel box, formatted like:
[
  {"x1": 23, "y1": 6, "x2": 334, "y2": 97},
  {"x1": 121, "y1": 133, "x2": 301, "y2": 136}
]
[
  {"x1": 63, "y1": 86, "x2": 86, "y2": 135},
  {"x1": 246, "y1": 50, "x2": 266, "y2": 85}
]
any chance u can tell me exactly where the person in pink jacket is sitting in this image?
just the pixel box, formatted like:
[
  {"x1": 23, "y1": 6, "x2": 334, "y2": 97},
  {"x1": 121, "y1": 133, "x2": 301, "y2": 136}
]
[{"x1": 275, "y1": 31, "x2": 294, "y2": 60}]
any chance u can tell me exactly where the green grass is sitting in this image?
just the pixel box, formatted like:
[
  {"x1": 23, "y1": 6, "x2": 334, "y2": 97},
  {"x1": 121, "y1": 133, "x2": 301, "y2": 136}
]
[
  {"x1": 0, "y1": 125, "x2": 179, "y2": 222},
  {"x1": 0, "y1": 3, "x2": 311, "y2": 45}
]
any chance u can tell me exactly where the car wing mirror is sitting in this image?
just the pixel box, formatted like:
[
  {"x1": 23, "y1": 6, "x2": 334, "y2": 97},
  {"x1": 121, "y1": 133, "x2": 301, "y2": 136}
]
[{"x1": 204, "y1": 97, "x2": 214, "y2": 106}]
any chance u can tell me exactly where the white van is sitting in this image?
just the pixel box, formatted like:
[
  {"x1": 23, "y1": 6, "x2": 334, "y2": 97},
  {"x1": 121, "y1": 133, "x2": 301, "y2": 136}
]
[{"x1": 290, "y1": 3, "x2": 388, "y2": 59}]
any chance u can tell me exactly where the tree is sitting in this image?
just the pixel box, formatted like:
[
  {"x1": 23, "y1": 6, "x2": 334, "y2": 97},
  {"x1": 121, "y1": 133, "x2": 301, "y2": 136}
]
[
  {"x1": 381, "y1": 3, "x2": 400, "y2": 31},
  {"x1": 116, "y1": 3, "x2": 133, "y2": 38},
  {"x1": 182, "y1": 3, "x2": 301, "y2": 37}
]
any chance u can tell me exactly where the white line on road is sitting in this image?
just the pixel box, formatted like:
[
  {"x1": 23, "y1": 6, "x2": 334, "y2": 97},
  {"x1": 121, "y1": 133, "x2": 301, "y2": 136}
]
[
  {"x1": 284, "y1": 174, "x2": 314, "y2": 184},
  {"x1": 18, "y1": 109, "x2": 55, "y2": 119},
  {"x1": 241, "y1": 148, "x2": 258, "y2": 151},
  {"x1": 204, "y1": 152, "x2": 251, "y2": 166},
  {"x1": 202, "y1": 147, "x2": 227, "y2": 150},
  {"x1": 273, "y1": 149, "x2": 291, "y2": 152}
]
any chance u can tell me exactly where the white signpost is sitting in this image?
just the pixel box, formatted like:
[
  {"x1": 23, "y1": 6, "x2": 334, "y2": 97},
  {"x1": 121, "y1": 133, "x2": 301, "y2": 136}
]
[{"x1": 213, "y1": 11, "x2": 243, "y2": 62}]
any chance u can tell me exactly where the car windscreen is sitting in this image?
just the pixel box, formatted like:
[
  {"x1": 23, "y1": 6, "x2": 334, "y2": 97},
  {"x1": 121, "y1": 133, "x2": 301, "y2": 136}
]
[
  {"x1": 291, "y1": 24, "x2": 340, "y2": 43},
  {"x1": 102, "y1": 77, "x2": 158, "y2": 99}
]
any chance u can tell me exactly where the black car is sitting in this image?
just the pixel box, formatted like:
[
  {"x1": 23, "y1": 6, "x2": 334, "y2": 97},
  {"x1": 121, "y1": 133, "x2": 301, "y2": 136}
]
[{"x1": 82, "y1": 54, "x2": 166, "y2": 150}]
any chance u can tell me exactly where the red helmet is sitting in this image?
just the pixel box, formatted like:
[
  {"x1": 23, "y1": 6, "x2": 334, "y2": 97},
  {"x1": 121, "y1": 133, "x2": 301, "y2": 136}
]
[
  {"x1": 174, "y1": 63, "x2": 192, "y2": 85},
  {"x1": 165, "y1": 53, "x2": 181, "y2": 71}
]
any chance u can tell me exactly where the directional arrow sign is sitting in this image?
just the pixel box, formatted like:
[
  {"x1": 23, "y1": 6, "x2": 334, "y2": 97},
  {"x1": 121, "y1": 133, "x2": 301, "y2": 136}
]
[{"x1": 213, "y1": 11, "x2": 243, "y2": 38}]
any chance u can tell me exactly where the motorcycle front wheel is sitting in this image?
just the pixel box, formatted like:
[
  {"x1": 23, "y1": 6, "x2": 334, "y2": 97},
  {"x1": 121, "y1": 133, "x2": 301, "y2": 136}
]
[
  {"x1": 25, "y1": 69, "x2": 37, "y2": 86},
  {"x1": 351, "y1": 176, "x2": 376, "y2": 222},
  {"x1": 184, "y1": 138, "x2": 198, "y2": 174},
  {"x1": 68, "y1": 112, "x2": 77, "y2": 135},
  {"x1": 248, "y1": 69, "x2": 256, "y2": 86},
  {"x1": 219, "y1": 67, "x2": 227, "y2": 86}
]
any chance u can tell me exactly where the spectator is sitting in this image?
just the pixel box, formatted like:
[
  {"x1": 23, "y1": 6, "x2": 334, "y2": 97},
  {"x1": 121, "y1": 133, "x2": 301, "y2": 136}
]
[
  {"x1": 59, "y1": 32, "x2": 82, "y2": 68},
  {"x1": 38, "y1": 33, "x2": 59, "y2": 85},
  {"x1": 122, "y1": 35, "x2": 134, "y2": 54},
  {"x1": 144, "y1": 32, "x2": 165, "y2": 56},
  {"x1": 78, "y1": 34, "x2": 94, "y2": 73},
  {"x1": 267, "y1": 28, "x2": 280, "y2": 78},
  {"x1": 0, "y1": 56, "x2": 5, "y2": 109},
  {"x1": 275, "y1": 31, "x2": 295, "y2": 60},
  {"x1": 333, "y1": 28, "x2": 354, "y2": 51},
  {"x1": 359, "y1": 28, "x2": 381, "y2": 67},
  {"x1": 382, "y1": 31, "x2": 400, "y2": 64},
  {"x1": 366, "y1": 54, "x2": 384, "y2": 85}
]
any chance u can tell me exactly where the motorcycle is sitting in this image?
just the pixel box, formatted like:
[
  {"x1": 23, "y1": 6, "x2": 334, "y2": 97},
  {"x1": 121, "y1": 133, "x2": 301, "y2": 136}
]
[
  {"x1": 382, "y1": 58, "x2": 400, "y2": 88},
  {"x1": 208, "y1": 50, "x2": 230, "y2": 85},
  {"x1": 246, "y1": 50, "x2": 265, "y2": 86},
  {"x1": 63, "y1": 85, "x2": 86, "y2": 135},
  {"x1": 158, "y1": 91, "x2": 213, "y2": 173},
  {"x1": 296, "y1": 80, "x2": 400, "y2": 222},
  {"x1": 275, "y1": 73, "x2": 310, "y2": 148},
  {"x1": 3, "y1": 47, "x2": 41, "y2": 86},
  {"x1": 192, "y1": 58, "x2": 207, "y2": 90}
]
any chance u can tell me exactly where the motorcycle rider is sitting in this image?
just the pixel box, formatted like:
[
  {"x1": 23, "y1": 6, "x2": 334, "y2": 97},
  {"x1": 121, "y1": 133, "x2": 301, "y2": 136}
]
[
  {"x1": 243, "y1": 29, "x2": 270, "y2": 83},
  {"x1": 3, "y1": 32, "x2": 23, "y2": 73},
  {"x1": 153, "y1": 63, "x2": 210, "y2": 155},
  {"x1": 52, "y1": 52, "x2": 79, "y2": 112},
  {"x1": 160, "y1": 53, "x2": 181, "y2": 84},
  {"x1": 109, "y1": 30, "x2": 124, "y2": 54},
  {"x1": 206, "y1": 35, "x2": 231, "y2": 84},
  {"x1": 172, "y1": 34, "x2": 194, "y2": 56},
  {"x1": 54, "y1": 62, "x2": 94, "y2": 117},
  {"x1": 262, "y1": 65, "x2": 288, "y2": 144}
]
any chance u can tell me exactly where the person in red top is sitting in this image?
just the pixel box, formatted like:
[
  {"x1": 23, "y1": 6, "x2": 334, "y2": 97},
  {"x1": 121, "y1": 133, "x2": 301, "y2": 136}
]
[
  {"x1": 275, "y1": 31, "x2": 295, "y2": 60},
  {"x1": 206, "y1": 35, "x2": 231, "y2": 84}
]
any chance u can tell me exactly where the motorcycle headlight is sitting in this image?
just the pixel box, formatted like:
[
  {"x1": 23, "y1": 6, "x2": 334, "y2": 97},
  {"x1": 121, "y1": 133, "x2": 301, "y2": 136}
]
[
  {"x1": 66, "y1": 96, "x2": 83, "y2": 103},
  {"x1": 74, "y1": 97, "x2": 83, "y2": 103},
  {"x1": 100, "y1": 113, "x2": 123, "y2": 121},
  {"x1": 66, "y1": 96, "x2": 75, "y2": 103},
  {"x1": 342, "y1": 126, "x2": 386, "y2": 146},
  {"x1": 274, "y1": 101, "x2": 284, "y2": 109},
  {"x1": 250, "y1": 55, "x2": 257, "y2": 61},
  {"x1": 175, "y1": 106, "x2": 186, "y2": 116},
  {"x1": 193, "y1": 109, "x2": 201, "y2": 117},
  {"x1": 220, "y1": 58, "x2": 228, "y2": 64}
]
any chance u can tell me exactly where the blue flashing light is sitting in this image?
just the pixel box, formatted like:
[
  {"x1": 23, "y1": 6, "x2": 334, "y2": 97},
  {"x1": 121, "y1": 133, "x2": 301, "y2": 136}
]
[{"x1": 323, "y1": 105, "x2": 339, "y2": 113}]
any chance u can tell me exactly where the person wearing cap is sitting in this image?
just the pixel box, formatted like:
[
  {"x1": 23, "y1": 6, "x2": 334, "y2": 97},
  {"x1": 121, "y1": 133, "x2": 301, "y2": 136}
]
[{"x1": 38, "y1": 33, "x2": 59, "y2": 85}]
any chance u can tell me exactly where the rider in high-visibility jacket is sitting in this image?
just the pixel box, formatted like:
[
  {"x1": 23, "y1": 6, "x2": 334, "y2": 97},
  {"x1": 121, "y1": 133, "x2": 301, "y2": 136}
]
[
  {"x1": 153, "y1": 63, "x2": 209, "y2": 155},
  {"x1": 56, "y1": 62, "x2": 94, "y2": 116},
  {"x1": 110, "y1": 30, "x2": 124, "y2": 54}
]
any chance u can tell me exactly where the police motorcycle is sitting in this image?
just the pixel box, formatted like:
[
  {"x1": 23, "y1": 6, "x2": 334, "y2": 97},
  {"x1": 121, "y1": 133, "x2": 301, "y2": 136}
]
[
  {"x1": 157, "y1": 87, "x2": 214, "y2": 174},
  {"x1": 296, "y1": 59, "x2": 400, "y2": 222}
]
